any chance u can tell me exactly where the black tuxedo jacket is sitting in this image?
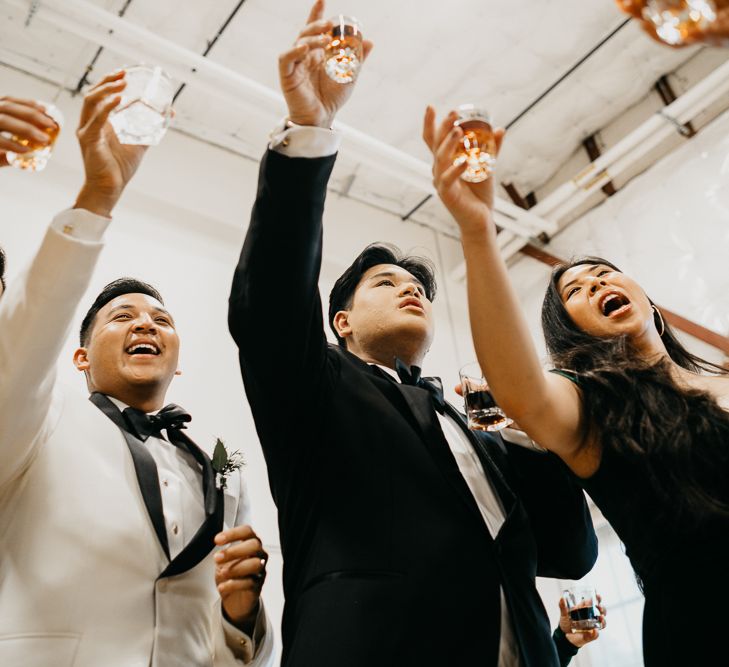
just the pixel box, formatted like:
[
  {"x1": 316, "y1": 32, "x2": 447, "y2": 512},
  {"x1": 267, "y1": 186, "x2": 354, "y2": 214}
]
[{"x1": 229, "y1": 149, "x2": 597, "y2": 667}]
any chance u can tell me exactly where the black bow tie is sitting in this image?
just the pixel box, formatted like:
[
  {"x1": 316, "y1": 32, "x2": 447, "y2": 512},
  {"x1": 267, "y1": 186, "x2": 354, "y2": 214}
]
[
  {"x1": 395, "y1": 358, "x2": 445, "y2": 414},
  {"x1": 123, "y1": 403, "x2": 192, "y2": 442}
]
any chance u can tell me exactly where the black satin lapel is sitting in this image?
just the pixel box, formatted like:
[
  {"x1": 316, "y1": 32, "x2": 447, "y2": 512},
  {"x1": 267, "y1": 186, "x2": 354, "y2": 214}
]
[
  {"x1": 89, "y1": 392, "x2": 171, "y2": 560},
  {"x1": 443, "y1": 402, "x2": 516, "y2": 516},
  {"x1": 160, "y1": 431, "x2": 224, "y2": 579},
  {"x1": 387, "y1": 381, "x2": 484, "y2": 525},
  {"x1": 161, "y1": 489, "x2": 223, "y2": 578}
]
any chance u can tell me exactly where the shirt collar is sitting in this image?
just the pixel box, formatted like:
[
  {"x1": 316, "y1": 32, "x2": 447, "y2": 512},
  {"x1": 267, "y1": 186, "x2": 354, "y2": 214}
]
[
  {"x1": 369, "y1": 363, "x2": 401, "y2": 383},
  {"x1": 106, "y1": 395, "x2": 157, "y2": 416}
]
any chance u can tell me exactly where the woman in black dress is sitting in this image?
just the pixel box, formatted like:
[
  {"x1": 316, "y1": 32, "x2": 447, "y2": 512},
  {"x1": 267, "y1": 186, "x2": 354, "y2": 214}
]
[{"x1": 423, "y1": 106, "x2": 729, "y2": 666}]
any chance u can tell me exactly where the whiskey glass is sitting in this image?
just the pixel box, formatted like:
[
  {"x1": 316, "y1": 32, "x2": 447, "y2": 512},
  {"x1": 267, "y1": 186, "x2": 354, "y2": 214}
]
[
  {"x1": 109, "y1": 65, "x2": 175, "y2": 145},
  {"x1": 324, "y1": 15, "x2": 364, "y2": 84},
  {"x1": 452, "y1": 104, "x2": 497, "y2": 183},
  {"x1": 562, "y1": 586, "x2": 602, "y2": 633},
  {"x1": 459, "y1": 362, "x2": 513, "y2": 432},
  {"x1": 5, "y1": 102, "x2": 63, "y2": 172}
]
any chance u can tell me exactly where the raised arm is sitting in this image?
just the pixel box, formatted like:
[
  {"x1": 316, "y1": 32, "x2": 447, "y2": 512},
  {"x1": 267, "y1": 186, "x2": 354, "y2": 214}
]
[
  {"x1": 0, "y1": 72, "x2": 146, "y2": 488},
  {"x1": 422, "y1": 108, "x2": 585, "y2": 460},
  {"x1": 228, "y1": 0, "x2": 373, "y2": 393}
]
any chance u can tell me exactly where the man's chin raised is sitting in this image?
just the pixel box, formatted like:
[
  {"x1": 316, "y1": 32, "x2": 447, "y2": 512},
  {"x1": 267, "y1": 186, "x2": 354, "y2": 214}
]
[
  {"x1": 120, "y1": 369, "x2": 172, "y2": 387},
  {"x1": 389, "y1": 318, "x2": 433, "y2": 347}
]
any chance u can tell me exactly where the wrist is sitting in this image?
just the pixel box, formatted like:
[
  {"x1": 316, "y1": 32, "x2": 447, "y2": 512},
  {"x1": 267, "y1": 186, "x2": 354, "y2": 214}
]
[
  {"x1": 286, "y1": 114, "x2": 335, "y2": 129},
  {"x1": 74, "y1": 183, "x2": 121, "y2": 218},
  {"x1": 459, "y1": 219, "x2": 496, "y2": 246},
  {"x1": 224, "y1": 601, "x2": 259, "y2": 636},
  {"x1": 553, "y1": 626, "x2": 580, "y2": 657}
]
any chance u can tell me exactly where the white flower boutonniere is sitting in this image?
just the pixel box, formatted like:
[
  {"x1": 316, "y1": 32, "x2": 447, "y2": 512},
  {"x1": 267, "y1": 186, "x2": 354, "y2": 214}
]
[{"x1": 211, "y1": 438, "x2": 244, "y2": 490}]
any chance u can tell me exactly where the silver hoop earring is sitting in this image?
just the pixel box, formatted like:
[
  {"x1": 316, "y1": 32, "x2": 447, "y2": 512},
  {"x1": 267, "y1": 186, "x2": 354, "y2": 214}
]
[{"x1": 652, "y1": 305, "x2": 665, "y2": 337}]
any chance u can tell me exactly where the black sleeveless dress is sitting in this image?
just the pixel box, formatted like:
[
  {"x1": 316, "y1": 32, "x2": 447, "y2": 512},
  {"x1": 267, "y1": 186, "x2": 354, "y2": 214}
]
[
  {"x1": 577, "y1": 424, "x2": 729, "y2": 666},
  {"x1": 549, "y1": 368, "x2": 729, "y2": 665}
]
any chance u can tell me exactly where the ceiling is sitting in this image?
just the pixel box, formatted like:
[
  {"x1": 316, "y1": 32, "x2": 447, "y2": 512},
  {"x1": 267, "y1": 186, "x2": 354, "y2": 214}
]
[{"x1": 1, "y1": 0, "x2": 726, "y2": 237}]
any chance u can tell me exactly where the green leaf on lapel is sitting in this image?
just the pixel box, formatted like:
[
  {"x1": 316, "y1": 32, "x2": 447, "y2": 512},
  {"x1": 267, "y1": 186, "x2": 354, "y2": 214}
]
[{"x1": 212, "y1": 438, "x2": 228, "y2": 473}]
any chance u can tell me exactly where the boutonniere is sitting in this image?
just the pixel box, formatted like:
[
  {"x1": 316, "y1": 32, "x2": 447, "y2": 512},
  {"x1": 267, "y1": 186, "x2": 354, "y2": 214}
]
[{"x1": 211, "y1": 438, "x2": 244, "y2": 490}]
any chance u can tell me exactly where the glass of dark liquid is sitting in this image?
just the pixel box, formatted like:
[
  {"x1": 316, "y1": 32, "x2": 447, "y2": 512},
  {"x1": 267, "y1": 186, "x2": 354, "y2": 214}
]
[
  {"x1": 459, "y1": 362, "x2": 513, "y2": 432},
  {"x1": 562, "y1": 585, "x2": 602, "y2": 633}
]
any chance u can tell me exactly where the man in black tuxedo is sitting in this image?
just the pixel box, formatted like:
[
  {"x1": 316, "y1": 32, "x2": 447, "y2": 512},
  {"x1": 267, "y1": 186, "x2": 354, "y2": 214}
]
[{"x1": 228, "y1": 2, "x2": 597, "y2": 665}]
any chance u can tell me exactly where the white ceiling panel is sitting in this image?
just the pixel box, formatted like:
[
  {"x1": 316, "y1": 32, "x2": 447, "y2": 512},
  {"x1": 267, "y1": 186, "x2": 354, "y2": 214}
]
[{"x1": 0, "y1": 0, "x2": 125, "y2": 88}]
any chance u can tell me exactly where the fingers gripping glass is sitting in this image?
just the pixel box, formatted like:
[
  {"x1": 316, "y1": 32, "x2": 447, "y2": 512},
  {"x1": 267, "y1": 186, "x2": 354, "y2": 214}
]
[
  {"x1": 4, "y1": 102, "x2": 63, "y2": 172},
  {"x1": 459, "y1": 362, "x2": 513, "y2": 432}
]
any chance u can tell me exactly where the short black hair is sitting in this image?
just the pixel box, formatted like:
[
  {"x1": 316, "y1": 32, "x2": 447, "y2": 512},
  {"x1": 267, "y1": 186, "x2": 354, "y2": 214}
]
[
  {"x1": 328, "y1": 243, "x2": 437, "y2": 347},
  {"x1": 0, "y1": 246, "x2": 6, "y2": 292},
  {"x1": 79, "y1": 277, "x2": 164, "y2": 346}
]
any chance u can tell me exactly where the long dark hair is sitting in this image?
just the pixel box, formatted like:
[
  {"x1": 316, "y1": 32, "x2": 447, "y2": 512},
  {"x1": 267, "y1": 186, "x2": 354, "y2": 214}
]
[{"x1": 542, "y1": 257, "x2": 729, "y2": 519}]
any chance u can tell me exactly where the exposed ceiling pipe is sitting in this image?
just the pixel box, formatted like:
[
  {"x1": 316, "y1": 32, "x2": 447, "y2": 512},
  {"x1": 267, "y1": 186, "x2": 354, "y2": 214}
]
[
  {"x1": 531, "y1": 58, "x2": 729, "y2": 221},
  {"x1": 2, "y1": 0, "x2": 555, "y2": 243}
]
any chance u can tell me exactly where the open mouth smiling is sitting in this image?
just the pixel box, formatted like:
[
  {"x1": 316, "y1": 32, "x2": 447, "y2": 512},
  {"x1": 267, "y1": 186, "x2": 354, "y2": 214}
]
[
  {"x1": 125, "y1": 342, "x2": 160, "y2": 356},
  {"x1": 598, "y1": 291, "x2": 631, "y2": 318}
]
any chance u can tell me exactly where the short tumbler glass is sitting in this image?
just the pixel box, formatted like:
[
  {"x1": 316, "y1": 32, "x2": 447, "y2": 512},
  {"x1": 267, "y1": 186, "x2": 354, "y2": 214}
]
[
  {"x1": 109, "y1": 65, "x2": 175, "y2": 145},
  {"x1": 562, "y1": 585, "x2": 602, "y2": 633},
  {"x1": 459, "y1": 362, "x2": 513, "y2": 432}
]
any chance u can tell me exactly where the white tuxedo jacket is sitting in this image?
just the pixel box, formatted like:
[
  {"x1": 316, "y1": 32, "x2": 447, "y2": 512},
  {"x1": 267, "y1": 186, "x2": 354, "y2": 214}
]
[{"x1": 0, "y1": 211, "x2": 275, "y2": 667}]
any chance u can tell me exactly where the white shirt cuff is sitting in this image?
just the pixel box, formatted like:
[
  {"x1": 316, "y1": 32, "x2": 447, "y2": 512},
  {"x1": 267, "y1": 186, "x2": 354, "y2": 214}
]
[
  {"x1": 51, "y1": 208, "x2": 111, "y2": 243},
  {"x1": 222, "y1": 601, "x2": 267, "y2": 664},
  {"x1": 501, "y1": 427, "x2": 548, "y2": 453},
  {"x1": 269, "y1": 119, "x2": 341, "y2": 158}
]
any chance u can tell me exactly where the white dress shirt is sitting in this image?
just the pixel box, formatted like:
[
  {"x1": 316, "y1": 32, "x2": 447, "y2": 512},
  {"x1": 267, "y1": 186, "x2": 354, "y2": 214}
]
[{"x1": 107, "y1": 397, "x2": 208, "y2": 559}]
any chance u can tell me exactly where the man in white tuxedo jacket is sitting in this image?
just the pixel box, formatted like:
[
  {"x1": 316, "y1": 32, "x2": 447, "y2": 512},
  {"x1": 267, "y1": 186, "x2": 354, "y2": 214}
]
[{"x1": 0, "y1": 72, "x2": 274, "y2": 667}]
